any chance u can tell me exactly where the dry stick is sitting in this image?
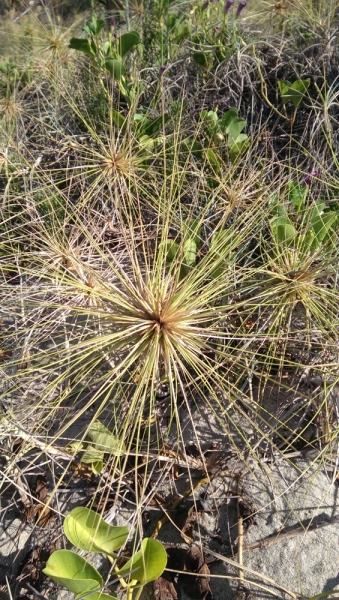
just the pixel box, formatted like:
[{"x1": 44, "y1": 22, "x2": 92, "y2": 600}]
[
  {"x1": 150, "y1": 475, "x2": 211, "y2": 538},
  {"x1": 150, "y1": 473, "x2": 298, "y2": 600},
  {"x1": 252, "y1": 45, "x2": 291, "y2": 124},
  {"x1": 240, "y1": 513, "x2": 339, "y2": 554},
  {"x1": 0, "y1": 416, "x2": 73, "y2": 460},
  {"x1": 165, "y1": 568, "x2": 294, "y2": 599},
  {"x1": 237, "y1": 478, "x2": 245, "y2": 588},
  {"x1": 23, "y1": 582, "x2": 49, "y2": 600},
  {"x1": 154, "y1": 503, "x2": 193, "y2": 544},
  {"x1": 151, "y1": 466, "x2": 242, "y2": 538}
]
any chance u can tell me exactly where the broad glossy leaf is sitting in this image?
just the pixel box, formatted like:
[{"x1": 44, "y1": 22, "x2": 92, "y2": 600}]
[
  {"x1": 91, "y1": 461, "x2": 104, "y2": 475},
  {"x1": 173, "y1": 22, "x2": 191, "y2": 44},
  {"x1": 291, "y1": 78, "x2": 310, "y2": 93},
  {"x1": 84, "y1": 16, "x2": 105, "y2": 36},
  {"x1": 207, "y1": 230, "x2": 232, "y2": 279},
  {"x1": 67, "y1": 441, "x2": 84, "y2": 455},
  {"x1": 134, "y1": 113, "x2": 147, "y2": 123},
  {"x1": 78, "y1": 593, "x2": 118, "y2": 600},
  {"x1": 278, "y1": 78, "x2": 310, "y2": 107},
  {"x1": 193, "y1": 52, "x2": 207, "y2": 66},
  {"x1": 182, "y1": 138, "x2": 203, "y2": 159},
  {"x1": 80, "y1": 444, "x2": 104, "y2": 473},
  {"x1": 211, "y1": 230, "x2": 232, "y2": 253},
  {"x1": 270, "y1": 216, "x2": 297, "y2": 244},
  {"x1": 69, "y1": 38, "x2": 97, "y2": 57},
  {"x1": 86, "y1": 421, "x2": 125, "y2": 455},
  {"x1": 205, "y1": 148, "x2": 221, "y2": 171},
  {"x1": 111, "y1": 109, "x2": 126, "y2": 129},
  {"x1": 138, "y1": 135, "x2": 154, "y2": 150},
  {"x1": 104, "y1": 58, "x2": 124, "y2": 80},
  {"x1": 102, "y1": 40, "x2": 113, "y2": 56},
  {"x1": 287, "y1": 182, "x2": 308, "y2": 212},
  {"x1": 43, "y1": 550, "x2": 102, "y2": 595},
  {"x1": 229, "y1": 134, "x2": 249, "y2": 162},
  {"x1": 227, "y1": 118, "x2": 247, "y2": 145},
  {"x1": 143, "y1": 114, "x2": 169, "y2": 136},
  {"x1": 310, "y1": 211, "x2": 337, "y2": 247},
  {"x1": 200, "y1": 110, "x2": 218, "y2": 124},
  {"x1": 269, "y1": 200, "x2": 285, "y2": 218},
  {"x1": 117, "y1": 538, "x2": 167, "y2": 583},
  {"x1": 64, "y1": 507, "x2": 129, "y2": 555},
  {"x1": 184, "y1": 218, "x2": 201, "y2": 248},
  {"x1": 118, "y1": 31, "x2": 140, "y2": 57},
  {"x1": 307, "y1": 201, "x2": 326, "y2": 223},
  {"x1": 183, "y1": 238, "x2": 197, "y2": 267},
  {"x1": 68, "y1": 419, "x2": 123, "y2": 474},
  {"x1": 277, "y1": 79, "x2": 291, "y2": 98},
  {"x1": 220, "y1": 108, "x2": 238, "y2": 130},
  {"x1": 164, "y1": 239, "x2": 180, "y2": 263}
]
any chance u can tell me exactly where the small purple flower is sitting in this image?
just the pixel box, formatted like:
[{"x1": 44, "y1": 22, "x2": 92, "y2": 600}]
[
  {"x1": 110, "y1": 19, "x2": 116, "y2": 28},
  {"x1": 304, "y1": 170, "x2": 319, "y2": 186},
  {"x1": 215, "y1": 22, "x2": 221, "y2": 30},
  {"x1": 224, "y1": 0, "x2": 234, "y2": 13},
  {"x1": 159, "y1": 65, "x2": 168, "y2": 75},
  {"x1": 236, "y1": 1, "x2": 247, "y2": 16}
]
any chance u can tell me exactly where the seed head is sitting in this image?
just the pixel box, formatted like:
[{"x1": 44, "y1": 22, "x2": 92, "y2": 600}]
[
  {"x1": 236, "y1": 1, "x2": 247, "y2": 16},
  {"x1": 224, "y1": 0, "x2": 234, "y2": 13},
  {"x1": 304, "y1": 170, "x2": 319, "y2": 186}
]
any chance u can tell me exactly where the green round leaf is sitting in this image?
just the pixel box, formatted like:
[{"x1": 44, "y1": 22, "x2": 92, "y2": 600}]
[
  {"x1": 117, "y1": 538, "x2": 167, "y2": 584},
  {"x1": 69, "y1": 38, "x2": 97, "y2": 57},
  {"x1": 78, "y1": 593, "x2": 118, "y2": 600},
  {"x1": 83, "y1": 16, "x2": 105, "y2": 36},
  {"x1": 183, "y1": 238, "x2": 197, "y2": 267},
  {"x1": 227, "y1": 118, "x2": 247, "y2": 145},
  {"x1": 278, "y1": 78, "x2": 310, "y2": 107},
  {"x1": 270, "y1": 216, "x2": 297, "y2": 244},
  {"x1": 311, "y1": 211, "x2": 337, "y2": 245},
  {"x1": 79, "y1": 421, "x2": 125, "y2": 473},
  {"x1": 162, "y1": 239, "x2": 180, "y2": 263},
  {"x1": 118, "y1": 31, "x2": 140, "y2": 57},
  {"x1": 111, "y1": 109, "x2": 126, "y2": 129},
  {"x1": 220, "y1": 108, "x2": 238, "y2": 129},
  {"x1": 173, "y1": 22, "x2": 191, "y2": 44},
  {"x1": 64, "y1": 507, "x2": 129, "y2": 555},
  {"x1": 91, "y1": 460, "x2": 104, "y2": 474},
  {"x1": 81, "y1": 444, "x2": 104, "y2": 466},
  {"x1": 205, "y1": 148, "x2": 220, "y2": 171},
  {"x1": 192, "y1": 52, "x2": 207, "y2": 67},
  {"x1": 43, "y1": 550, "x2": 102, "y2": 595},
  {"x1": 181, "y1": 138, "x2": 203, "y2": 159},
  {"x1": 139, "y1": 135, "x2": 154, "y2": 150},
  {"x1": 87, "y1": 421, "x2": 125, "y2": 455},
  {"x1": 104, "y1": 58, "x2": 124, "y2": 80}
]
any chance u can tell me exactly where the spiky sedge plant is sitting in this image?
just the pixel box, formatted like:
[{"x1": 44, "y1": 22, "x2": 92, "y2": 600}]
[
  {"x1": 0, "y1": 138, "x2": 264, "y2": 460},
  {"x1": 0, "y1": 61, "x2": 281, "y2": 500},
  {"x1": 2, "y1": 5, "x2": 339, "y2": 598},
  {"x1": 1, "y1": 82, "x2": 339, "y2": 509}
]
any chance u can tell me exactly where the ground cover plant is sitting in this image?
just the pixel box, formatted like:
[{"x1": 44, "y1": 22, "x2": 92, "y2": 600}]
[
  {"x1": 2, "y1": 0, "x2": 339, "y2": 598},
  {"x1": 43, "y1": 507, "x2": 167, "y2": 599}
]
